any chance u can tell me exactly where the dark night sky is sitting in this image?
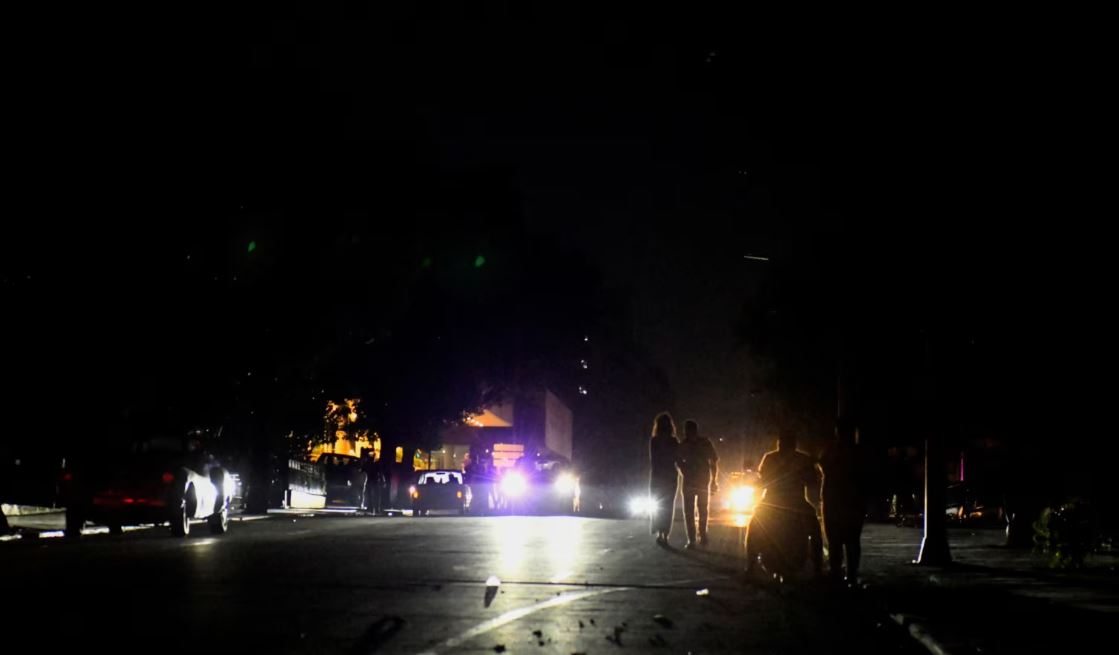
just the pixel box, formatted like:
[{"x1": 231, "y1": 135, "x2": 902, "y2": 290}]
[{"x1": 4, "y1": 5, "x2": 1112, "y2": 466}]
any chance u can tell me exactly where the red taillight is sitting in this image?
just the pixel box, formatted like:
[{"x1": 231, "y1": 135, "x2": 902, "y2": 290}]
[
  {"x1": 123, "y1": 498, "x2": 134, "y2": 504},
  {"x1": 161, "y1": 472, "x2": 175, "y2": 484},
  {"x1": 61, "y1": 472, "x2": 73, "y2": 482}
]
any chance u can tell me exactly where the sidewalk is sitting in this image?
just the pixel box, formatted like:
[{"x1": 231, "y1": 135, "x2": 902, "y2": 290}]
[
  {"x1": 801, "y1": 521, "x2": 1114, "y2": 653},
  {"x1": 858, "y1": 524, "x2": 1119, "y2": 654},
  {"x1": 699, "y1": 518, "x2": 1118, "y2": 654}
]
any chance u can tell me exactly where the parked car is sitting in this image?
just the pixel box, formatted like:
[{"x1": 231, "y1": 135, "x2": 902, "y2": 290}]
[
  {"x1": 58, "y1": 437, "x2": 234, "y2": 538},
  {"x1": 410, "y1": 470, "x2": 467, "y2": 516},
  {"x1": 316, "y1": 453, "x2": 368, "y2": 509},
  {"x1": 946, "y1": 482, "x2": 1004, "y2": 526}
]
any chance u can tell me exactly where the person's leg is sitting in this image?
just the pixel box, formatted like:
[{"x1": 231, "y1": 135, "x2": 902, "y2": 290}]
[
  {"x1": 651, "y1": 482, "x2": 670, "y2": 538},
  {"x1": 697, "y1": 488, "x2": 710, "y2": 545},
  {"x1": 683, "y1": 489, "x2": 698, "y2": 545},
  {"x1": 824, "y1": 516, "x2": 844, "y2": 580},
  {"x1": 848, "y1": 517, "x2": 864, "y2": 580},
  {"x1": 744, "y1": 521, "x2": 756, "y2": 572},
  {"x1": 663, "y1": 480, "x2": 679, "y2": 540},
  {"x1": 809, "y1": 512, "x2": 824, "y2": 575}
]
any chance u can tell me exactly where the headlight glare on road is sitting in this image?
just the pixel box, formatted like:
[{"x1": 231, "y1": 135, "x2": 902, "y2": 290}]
[
  {"x1": 554, "y1": 473, "x2": 576, "y2": 495},
  {"x1": 501, "y1": 472, "x2": 527, "y2": 497},
  {"x1": 628, "y1": 496, "x2": 657, "y2": 517}
]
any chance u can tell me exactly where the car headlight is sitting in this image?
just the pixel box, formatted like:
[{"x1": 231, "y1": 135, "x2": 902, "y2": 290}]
[
  {"x1": 501, "y1": 472, "x2": 527, "y2": 497},
  {"x1": 628, "y1": 496, "x2": 657, "y2": 517},
  {"x1": 730, "y1": 485, "x2": 755, "y2": 512},
  {"x1": 554, "y1": 473, "x2": 576, "y2": 495}
]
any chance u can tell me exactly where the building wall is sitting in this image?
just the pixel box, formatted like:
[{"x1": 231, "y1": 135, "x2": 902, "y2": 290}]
[{"x1": 544, "y1": 390, "x2": 573, "y2": 461}]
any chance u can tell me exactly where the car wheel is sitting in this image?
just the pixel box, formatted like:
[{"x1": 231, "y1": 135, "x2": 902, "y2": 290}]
[
  {"x1": 64, "y1": 508, "x2": 85, "y2": 539},
  {"x1": 108, "y1": 522, "x2": 124, "y2": 535},
  {"x1": 208, "y1": 498, "x2": 230, "y2": 535},
  {"x1": 171, "y1": 487, "x2": 195, "y2": 537}
]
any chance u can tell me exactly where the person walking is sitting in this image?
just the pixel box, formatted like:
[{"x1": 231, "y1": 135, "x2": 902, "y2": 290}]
[
  {"x1": 649, "y1": 412, "x2": 680, "y2": 545},
  {"x1": 677, "y1": 419, "x2": 719, "y2": 549}
]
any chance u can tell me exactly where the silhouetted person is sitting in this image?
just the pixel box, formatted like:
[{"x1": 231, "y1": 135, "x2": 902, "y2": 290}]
[
  {"x1": 361, "y1": 451, "x2": 386, "y2": 515},
  {"x1": 677, "y1": 419, "x2": 719, "y2": 548},
  {"x1": 747, "y1": 433, "x2": 824, "y2": 575},
  {"x1": 465, "y1": 453, "x2": 494, "y2": 515},
  {"x1": 819, "y1": 418, "x2": 867, "y2": 583},
  {"x1": 649, "y1": 412, "x2": 680, "y2": 545}
]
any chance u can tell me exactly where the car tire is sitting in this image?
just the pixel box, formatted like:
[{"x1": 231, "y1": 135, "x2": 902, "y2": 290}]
[
  {"x1": 208, "y1": 499, "x2": 230, "y2": 535},
  {"x1": 171, "y1": 487, "x2": 195, "y2": 537},
  {"x1": 64, "y1": 508, "x2": 85, "y2": 539},
  {"x1": 108, "y1": 522, "x2": 124, "y2": 535}
]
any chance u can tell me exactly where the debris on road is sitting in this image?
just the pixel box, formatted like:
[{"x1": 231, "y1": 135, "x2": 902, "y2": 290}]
[
  {"x1": 649, "y1": 634, "x2": 668, "y2": 647},
  {"x1": 605, "y1": 625, "x2": 626, "y2": 646},
  {"x1": 484, "y1": 577, "x2": 501, "y2": 607},
  {"x1": 696, "y1": 588, "x2": 710, "y2": 596},
  {"x1": 493, "y1": 645, "x2": 506, "y2": 653},
  {"x1": 653, "y1": 614, "x2": 674, "y2": 628}
]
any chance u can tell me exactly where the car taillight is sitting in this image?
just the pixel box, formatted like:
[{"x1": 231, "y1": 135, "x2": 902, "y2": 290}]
[
  {"x1": 161, "y1": 472, "x2": 175, "y2": 484},
  {"x1": 123, "y1": 498, "x2": 134, "y2": 504},
  {"x1": 61, "y1": 472, "x2": 73, "y2": 482},
  {"x1": 456, "y1": 491, "x2": 463, "y2": 498}
]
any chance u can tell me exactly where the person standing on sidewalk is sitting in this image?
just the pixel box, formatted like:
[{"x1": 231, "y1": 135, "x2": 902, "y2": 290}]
[
  {"x1": 360, "y1": 451, "x2": 379, "y2": 514},
  {"x1": 677, "y1": 419, "x2": 719, "y2": 549},
  {"x1": 819, "y1": 418, "x2": 868, "y2": 583},
  {"x1": 649, "y1": 412, "x2": 680, "y2": 545}
]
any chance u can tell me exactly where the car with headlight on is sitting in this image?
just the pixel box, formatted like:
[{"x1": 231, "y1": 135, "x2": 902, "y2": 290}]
[
  {"x1": 495, "y1": 459, "x2": 580, "y2": 515},
  {"x1": 58, "y1": 437, "x2": 234, "y2": 538},
  {"x1": 716, "y1": 470, "x2": 760, "y2": 527},
  {"x1": 579, "y1": 474, "x2": 634, "y2": 518},
  {"x1": 409, "y1": 470, "x2": 467, "y2": 516}
]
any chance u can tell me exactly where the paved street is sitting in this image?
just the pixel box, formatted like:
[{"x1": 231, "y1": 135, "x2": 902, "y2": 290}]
[{"x1": 3, "y1": 513, "x2": 918, "y2": 654}]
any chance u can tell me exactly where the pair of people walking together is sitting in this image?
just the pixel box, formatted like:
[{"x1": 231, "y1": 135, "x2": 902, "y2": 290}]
[{"x1": 649, "y1": 413, "x2": 719, "y2": 549}]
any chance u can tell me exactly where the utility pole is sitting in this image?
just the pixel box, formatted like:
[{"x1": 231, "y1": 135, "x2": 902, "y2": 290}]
[{"x1": 917, "y1": 328, "x2": 951, "y2": 565}]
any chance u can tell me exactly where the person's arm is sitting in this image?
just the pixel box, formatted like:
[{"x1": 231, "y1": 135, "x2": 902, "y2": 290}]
[
  {"x1": 808, "y1": 458, "x2": 822, "y2": 506},
  {"x1": 708, "y1": 442, "x2": 719, "y2": 492}
]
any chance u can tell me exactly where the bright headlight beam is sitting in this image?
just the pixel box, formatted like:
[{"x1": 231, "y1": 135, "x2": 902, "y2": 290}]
[
  {"x1": 554, "y1": 473, "x2": 576, "y2": 495},
  {"x1": 501, "y1": 472, "x2": 527, "y2": 497},
  {"x1": 628, "y1": 496, "x2": 657, "y2": 517}
]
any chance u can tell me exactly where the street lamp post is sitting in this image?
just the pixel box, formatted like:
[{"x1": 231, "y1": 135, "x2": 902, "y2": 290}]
[{"x1": 916, "y1": 328, "x2": 951, "y2": 565}]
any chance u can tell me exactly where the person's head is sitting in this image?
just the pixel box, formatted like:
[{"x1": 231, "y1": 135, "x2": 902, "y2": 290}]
[
  {"x1": 683, "y1": 419, "x2": 699, "y2": 440},
  {"x1": 652, "y1": 412, "x2": 676, "y2": 439},
  {"x1": 777, "y1": 432, "x2": 797, "y2": 452},
  {"x1": 835, "y1": 417, "x2": 858, "y2": 445}
]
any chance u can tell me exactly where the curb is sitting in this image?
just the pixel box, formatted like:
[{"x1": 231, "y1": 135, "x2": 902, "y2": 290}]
[{"x1": 1, "y1": 505, "x2": 64, "y2": 517}]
